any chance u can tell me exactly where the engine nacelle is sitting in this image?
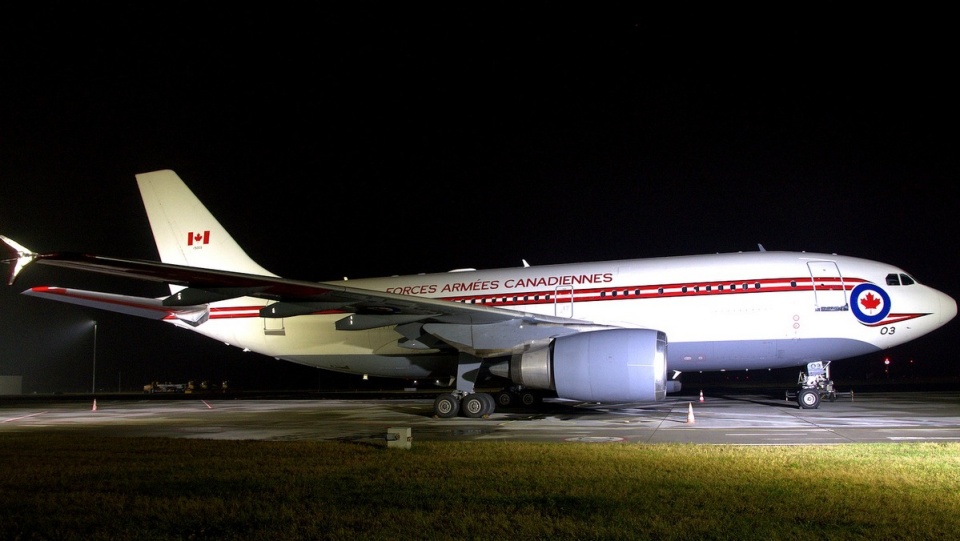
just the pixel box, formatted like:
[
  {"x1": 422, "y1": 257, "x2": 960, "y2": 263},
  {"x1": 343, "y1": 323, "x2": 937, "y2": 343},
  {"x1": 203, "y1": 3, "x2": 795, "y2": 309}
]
[{"x1": 506, "y1": 328, "x2": 668, "y2": 402}]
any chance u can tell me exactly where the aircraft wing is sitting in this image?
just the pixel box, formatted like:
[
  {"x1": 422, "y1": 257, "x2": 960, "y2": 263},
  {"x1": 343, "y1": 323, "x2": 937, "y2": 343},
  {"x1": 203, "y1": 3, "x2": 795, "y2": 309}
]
[{"x1": 2, "y1": 241, "x2": 605, "y2": 353}]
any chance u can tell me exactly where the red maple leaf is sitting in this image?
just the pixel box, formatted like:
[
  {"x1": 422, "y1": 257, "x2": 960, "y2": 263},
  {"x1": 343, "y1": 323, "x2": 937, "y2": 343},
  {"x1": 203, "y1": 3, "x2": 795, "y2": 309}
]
[{"x1": 860, "y1": 292, "x2": 882, "y2": 311}]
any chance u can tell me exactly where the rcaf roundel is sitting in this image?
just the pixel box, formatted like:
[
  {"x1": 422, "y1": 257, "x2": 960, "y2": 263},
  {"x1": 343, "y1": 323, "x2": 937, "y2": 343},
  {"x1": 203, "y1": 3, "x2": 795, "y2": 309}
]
[{"x1": 850, "y1": 283, "x2": 891, "y2": 324}]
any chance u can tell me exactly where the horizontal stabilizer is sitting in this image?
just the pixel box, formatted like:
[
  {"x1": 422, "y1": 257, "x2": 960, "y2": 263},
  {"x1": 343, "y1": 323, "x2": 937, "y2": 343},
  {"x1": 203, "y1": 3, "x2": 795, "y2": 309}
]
[{"x1": 22, "y1": 286, "x2": 205, "y2": 321}]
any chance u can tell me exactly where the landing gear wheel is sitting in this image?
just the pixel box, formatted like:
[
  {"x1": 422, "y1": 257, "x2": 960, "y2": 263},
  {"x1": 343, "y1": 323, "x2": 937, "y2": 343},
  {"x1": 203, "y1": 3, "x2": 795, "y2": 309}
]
[
  {"x1": 494, "y1": 391, "x2": 514, "y2": 407},
  {"x1": 479, "y1": 393, "x2": 497, "y2": 415},
  {"x1": 519, "y1": 391, "x2": 540, "y2": 407},
  {"x1": 461, "y1": 394, "x2": 488, "y2": 418},
  {"x1": 798, "y1": 388, "x2": 820, "y2": 409},
  {"x1": 461, "y1": 393, "x2": 495, "y2": 418},
  {"x1": 434, "y1": 393, "x2": 460, "y2": 418}
]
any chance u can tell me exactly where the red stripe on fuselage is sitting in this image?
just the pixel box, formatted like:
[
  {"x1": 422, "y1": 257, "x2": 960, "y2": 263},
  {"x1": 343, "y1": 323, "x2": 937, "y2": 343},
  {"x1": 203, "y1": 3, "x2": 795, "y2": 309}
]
[
  {"x1": 443, "y1": 276, "x2": 867, "y2": 308},
  {"x1": 159, "y1": 276, "x2": 870, "y2": 319}
]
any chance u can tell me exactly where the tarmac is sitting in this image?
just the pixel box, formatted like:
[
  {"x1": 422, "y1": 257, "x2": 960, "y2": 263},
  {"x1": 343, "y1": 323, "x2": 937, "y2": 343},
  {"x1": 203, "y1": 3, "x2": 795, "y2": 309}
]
[{"x1": 3, "y1": 388, "x2": 960, "y2": 445}]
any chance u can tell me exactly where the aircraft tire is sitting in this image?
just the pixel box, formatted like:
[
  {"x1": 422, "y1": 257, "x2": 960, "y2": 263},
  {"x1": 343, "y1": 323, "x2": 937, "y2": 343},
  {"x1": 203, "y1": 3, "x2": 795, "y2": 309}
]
[
  {"x1": 434, "y1": 393, "x2": 460, "y2": 418},
  {"x1": 520, "y1": 391, "x2": 540, "y2": 407},
  {"x1": 461, "y1": 394, "x2": 488, "y2": 418},
  {"x1": 494, "y1": 391, "x2": 514, "y2": 407},
  {"x1": 798, "y1": 389, "x2": 820, "y2": 409},
  {"x1": 479, "y1": 392, "x2": 497, "y2": 415}
]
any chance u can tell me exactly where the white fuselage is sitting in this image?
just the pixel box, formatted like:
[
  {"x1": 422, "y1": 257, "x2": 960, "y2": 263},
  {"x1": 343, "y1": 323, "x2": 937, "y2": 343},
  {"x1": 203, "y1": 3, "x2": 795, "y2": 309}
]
[{"x1": 174, "y1": 251, "x2": 956, "y2": 379}]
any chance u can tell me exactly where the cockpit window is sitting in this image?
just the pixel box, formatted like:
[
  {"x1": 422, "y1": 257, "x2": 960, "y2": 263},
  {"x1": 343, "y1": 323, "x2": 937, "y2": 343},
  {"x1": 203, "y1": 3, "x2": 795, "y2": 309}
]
[{"x1": 885, "y1": 273, "x2": 917, "y2": 286}]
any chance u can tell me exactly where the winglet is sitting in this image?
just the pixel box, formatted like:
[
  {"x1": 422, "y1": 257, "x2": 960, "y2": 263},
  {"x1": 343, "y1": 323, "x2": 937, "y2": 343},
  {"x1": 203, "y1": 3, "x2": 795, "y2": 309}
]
[{"x1": 0, "y1": 235, "x2": 38, "y2": 285}]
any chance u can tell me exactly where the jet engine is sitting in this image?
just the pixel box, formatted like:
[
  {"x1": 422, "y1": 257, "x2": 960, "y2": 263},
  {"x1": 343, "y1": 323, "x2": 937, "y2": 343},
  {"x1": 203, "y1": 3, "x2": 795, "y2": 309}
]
[{"x1": 491, "y1": 328, "x2": 668, "y2": 402}]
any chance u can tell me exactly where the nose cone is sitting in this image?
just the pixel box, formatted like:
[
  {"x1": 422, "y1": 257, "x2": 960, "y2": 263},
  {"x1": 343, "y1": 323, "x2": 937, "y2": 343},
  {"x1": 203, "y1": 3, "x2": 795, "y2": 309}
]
[{"x1": 941, "y1": 290, "x2": 958, "y2": 326}]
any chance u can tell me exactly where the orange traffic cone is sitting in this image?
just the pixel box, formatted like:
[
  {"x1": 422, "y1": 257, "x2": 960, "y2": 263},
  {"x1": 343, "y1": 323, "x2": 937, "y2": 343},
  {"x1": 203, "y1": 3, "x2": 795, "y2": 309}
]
[
  {"x1": 699, "y1": 390, "x2": 704, "y2": 403},
  {"x1": 92, "y1": 399, "x2": 97, "y2": 411},
  {"x1": 686, "y1": 402, "x2": 695, "y2": 424}
]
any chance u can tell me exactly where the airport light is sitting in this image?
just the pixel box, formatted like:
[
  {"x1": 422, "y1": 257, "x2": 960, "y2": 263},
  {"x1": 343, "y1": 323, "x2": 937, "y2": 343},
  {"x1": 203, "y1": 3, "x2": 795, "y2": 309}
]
[{"x1": 91, "y1": 321, "x2": 98, "y2": 393}]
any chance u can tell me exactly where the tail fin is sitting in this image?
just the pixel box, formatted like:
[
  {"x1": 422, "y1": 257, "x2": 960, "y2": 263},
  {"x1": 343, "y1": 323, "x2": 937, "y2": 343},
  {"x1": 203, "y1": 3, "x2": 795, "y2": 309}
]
[{"x1": 135, "y1": 170, "x2": 277, "y2": 277}]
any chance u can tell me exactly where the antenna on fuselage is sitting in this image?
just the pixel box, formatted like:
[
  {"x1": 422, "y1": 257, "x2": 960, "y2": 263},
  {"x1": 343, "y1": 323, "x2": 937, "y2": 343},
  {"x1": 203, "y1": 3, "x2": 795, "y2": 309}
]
[{"x1": 758, "y1": 244, "x2": 766, "y2": 252}]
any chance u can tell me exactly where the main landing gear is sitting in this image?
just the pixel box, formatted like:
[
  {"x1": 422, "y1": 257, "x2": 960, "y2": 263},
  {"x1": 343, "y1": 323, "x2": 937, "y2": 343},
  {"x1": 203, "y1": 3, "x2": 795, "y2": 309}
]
[
  {"x1": 434, "y1": 353, "x2": 547, "y2": 418},
  {"x1": 433, "y1": 353, "x2": 499, "y2": 418},
  {"x1": 432, "y1": 388, "x2": 545, "y2": 418},
  {"x1": 433, "y1": 391, "x2": 496, "y2": 419}
]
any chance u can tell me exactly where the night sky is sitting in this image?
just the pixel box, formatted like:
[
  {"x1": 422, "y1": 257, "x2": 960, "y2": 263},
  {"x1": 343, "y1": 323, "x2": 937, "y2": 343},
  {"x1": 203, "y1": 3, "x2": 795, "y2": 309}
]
[{"x1": 2, "y1": 6, "x2": 958, "y2": 393}]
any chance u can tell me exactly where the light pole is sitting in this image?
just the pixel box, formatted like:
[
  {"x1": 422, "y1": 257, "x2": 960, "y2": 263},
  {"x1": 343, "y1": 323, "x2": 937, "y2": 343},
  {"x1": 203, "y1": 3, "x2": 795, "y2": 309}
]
[{"x1": 91, "y1": 321, "x2": 98, "y2": 393}]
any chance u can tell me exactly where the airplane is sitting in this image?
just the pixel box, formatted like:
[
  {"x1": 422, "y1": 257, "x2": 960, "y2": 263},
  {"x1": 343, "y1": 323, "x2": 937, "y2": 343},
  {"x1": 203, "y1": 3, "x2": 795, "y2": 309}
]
[{"x1": 1, "y1": 170, "x2": 956, "y2": 417}]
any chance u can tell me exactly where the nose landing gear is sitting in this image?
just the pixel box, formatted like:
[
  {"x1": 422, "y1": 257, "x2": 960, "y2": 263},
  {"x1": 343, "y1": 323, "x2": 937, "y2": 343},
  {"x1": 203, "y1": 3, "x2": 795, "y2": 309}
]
[{"x1": 788, "y1": 361, "x2": 846, "y2": 409}]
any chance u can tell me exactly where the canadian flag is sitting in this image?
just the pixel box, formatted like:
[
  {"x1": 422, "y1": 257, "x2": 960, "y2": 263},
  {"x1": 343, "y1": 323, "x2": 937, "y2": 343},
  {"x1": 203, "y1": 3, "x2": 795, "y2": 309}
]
[{"x1": 187, "y1": 231, "x2": 210, "y2": 246}]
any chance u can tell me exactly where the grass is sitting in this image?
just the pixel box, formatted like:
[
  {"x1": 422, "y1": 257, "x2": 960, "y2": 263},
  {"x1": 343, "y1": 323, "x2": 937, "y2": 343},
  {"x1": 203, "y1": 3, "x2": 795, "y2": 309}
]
[{"x1": 0, "y1": 434, "x2": 958, "y2": 540}]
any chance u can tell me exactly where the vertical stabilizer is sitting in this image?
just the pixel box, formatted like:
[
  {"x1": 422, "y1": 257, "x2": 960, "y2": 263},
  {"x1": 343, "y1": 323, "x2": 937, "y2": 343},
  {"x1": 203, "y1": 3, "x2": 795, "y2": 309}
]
[{"x1": 135, "y1": 170, "x2": 277, "y2": 277}]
